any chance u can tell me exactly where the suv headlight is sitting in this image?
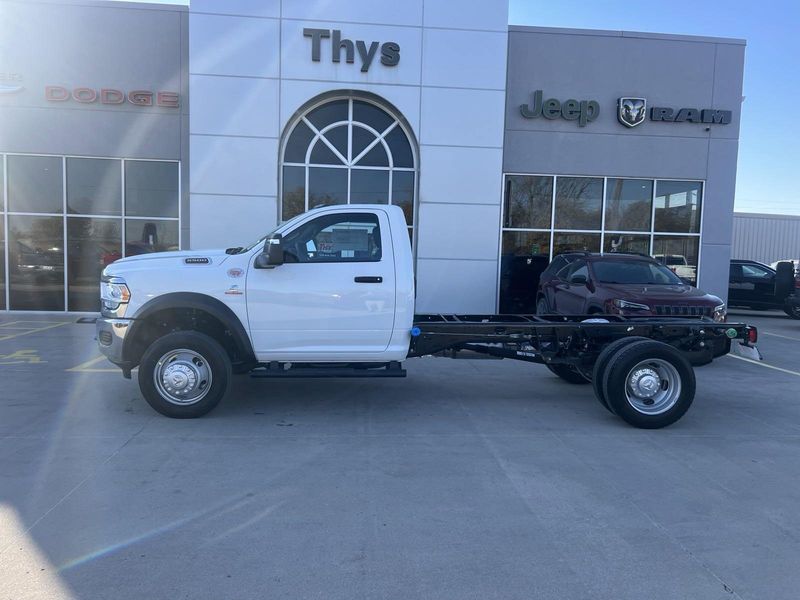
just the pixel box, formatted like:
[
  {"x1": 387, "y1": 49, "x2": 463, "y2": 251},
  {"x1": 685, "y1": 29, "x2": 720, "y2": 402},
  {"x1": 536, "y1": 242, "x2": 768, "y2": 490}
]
[
  {"x1": 613, "y1": 299, "x2": 650, "y2": 311},
  {"x1": 101, "y1": 276, "x2": 131, "y2": 317},
  {"x1": 713, "y1": 303, "x2": 727, "y2": 322}
]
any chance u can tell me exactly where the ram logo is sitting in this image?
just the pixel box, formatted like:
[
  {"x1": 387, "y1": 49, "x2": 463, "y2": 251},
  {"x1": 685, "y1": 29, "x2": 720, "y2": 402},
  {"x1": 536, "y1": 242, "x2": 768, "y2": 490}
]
[{"x1": 618, "y1": 97, "x2": 647, "y2": 128}]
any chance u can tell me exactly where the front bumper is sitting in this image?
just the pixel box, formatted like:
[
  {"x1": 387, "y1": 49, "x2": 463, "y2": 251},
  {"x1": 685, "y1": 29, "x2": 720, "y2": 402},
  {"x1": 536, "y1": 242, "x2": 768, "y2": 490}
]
[{"x1": 96, "y1": 317, "x2": 132, "y2": 372}]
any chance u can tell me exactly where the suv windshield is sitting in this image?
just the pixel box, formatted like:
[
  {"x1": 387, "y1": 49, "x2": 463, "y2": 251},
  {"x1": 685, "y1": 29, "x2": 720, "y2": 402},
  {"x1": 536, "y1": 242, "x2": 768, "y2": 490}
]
[{"x1": 593, "y1": 260, "x2": 684, "y2": 285}]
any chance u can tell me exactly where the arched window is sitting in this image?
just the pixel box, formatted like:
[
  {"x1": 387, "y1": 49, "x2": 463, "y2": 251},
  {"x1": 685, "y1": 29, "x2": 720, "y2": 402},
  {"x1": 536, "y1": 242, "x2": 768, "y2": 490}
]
[{"x1": 280, "y1": 96, "x2": 417, "y2": 240}]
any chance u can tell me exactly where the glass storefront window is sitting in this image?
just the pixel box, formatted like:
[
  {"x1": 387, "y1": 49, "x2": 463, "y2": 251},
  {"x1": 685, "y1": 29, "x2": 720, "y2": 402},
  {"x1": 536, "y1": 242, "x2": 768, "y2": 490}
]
[
  {"x1": 350, "y1": 170, "x2": 389, "y2": 204},
  {"x1": 67, "y1": 218, "x2": 122, "y2": 311},
  {"x1": 654, "y1": 180, "x2": 702, "y2": 233},
  {"x1": 7, "y1": 155, "x2": 63, "y2": 213},
  {"x1": 125, "y1": 161, "x2": 179, "y2": 218},
  {"x1": 392, "y1": 171, "x2": 415, "y2": 227},
  {"x1": 604, "y1": 233, "x2": 651, "y2": 255},
  {"x1": 282, "y1": 166, "x2": 305, "y2": 220},
  {"x1": 308, "y1": 168, "x2": 347, "y2": 207},
  {"x1": 502, "y1": 231, "x2": 551, "y2": 257},
  {"x1": 554, "y1": 177, "x2": 603, "y2": 230},
  {"x1": 284, "y1": 121, "x2": 315, "y2": 163},
  {"x1": 67, "y1": 158, "x2": 122, "y2": 216},
  {"x1": 552, "y1": 232, "x2": 601, "y2": 256},
  {"x1": 1, "y1": 155, "x2": 180, "y2": 312},
  {"x1": 503, "y1": 175, "x2": 553, "y2": 229},
  {"x1": 653, "y1": 235, "x2": 700, "y2": 285},
  {"x1": 125, "y1": 219, "x2": 179, "y2": 256},
  {"x1": 604, "y1": 178, "x2": 652, "y2": 231},
  {"x1": 280, "y1": 96, "x2": 416, "y2": 228},
  {"x1": 8, "y1": 215, "x2": 65, "y2": 310}
]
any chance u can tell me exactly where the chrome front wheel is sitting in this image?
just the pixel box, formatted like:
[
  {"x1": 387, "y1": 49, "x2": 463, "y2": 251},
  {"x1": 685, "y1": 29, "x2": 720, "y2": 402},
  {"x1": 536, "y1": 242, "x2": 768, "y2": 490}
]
[
  {"x1": 139, "y1": 331, "x2": 232, "y2": 418},
  {"x1": 154, "y1": 349, "x2": 213, "y2": 405}
]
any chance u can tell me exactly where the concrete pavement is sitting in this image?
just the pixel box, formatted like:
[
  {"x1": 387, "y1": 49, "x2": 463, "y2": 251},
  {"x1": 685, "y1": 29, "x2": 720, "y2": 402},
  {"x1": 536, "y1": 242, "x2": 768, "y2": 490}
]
[{"x1": 1, "y1": 311, "x2": 799, "y2": 600}]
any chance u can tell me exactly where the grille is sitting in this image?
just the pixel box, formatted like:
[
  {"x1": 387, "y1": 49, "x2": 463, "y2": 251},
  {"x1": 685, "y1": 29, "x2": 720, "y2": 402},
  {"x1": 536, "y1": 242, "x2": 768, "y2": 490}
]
[{"x1": 654, "y1": 305, "x2": 712, "y2": 317}]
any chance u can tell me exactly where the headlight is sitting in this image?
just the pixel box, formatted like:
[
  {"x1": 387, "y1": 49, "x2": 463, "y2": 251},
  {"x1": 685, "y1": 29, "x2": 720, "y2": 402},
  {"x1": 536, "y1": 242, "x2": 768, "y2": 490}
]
[
  {"x1": 713, "y1": 303, "x2": 727, "y2": 322},
  {"x1": 100, "y1": 276, "x2": 131, "y2": 317},
  {"x1": 613, "y1": 299, "x2": 650, "y2": 311}
]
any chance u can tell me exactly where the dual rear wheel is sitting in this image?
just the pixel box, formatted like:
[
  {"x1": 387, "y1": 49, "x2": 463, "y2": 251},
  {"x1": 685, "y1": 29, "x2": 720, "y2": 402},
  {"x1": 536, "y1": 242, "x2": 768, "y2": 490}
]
[{"x1": 546, "y1": 337, "x2": 696, "y2": 429}]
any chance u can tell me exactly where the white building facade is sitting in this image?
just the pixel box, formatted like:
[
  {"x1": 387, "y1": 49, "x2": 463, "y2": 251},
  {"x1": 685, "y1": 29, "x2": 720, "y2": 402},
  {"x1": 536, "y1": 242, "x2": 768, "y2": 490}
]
[{"x1": 188, "y1": 0, "x2": 509, "y2": 313}]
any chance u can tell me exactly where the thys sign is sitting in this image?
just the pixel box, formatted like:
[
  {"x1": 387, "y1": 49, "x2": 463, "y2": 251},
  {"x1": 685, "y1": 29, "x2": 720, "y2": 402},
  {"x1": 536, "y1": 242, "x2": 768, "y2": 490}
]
[{"x1": 303, "y1": 28, "x2": 400, "y2": 72}]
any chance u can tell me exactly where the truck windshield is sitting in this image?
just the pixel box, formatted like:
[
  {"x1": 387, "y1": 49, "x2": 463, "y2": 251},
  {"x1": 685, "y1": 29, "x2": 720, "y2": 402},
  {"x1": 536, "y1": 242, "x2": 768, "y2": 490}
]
[{"x1": 593, "y1": 260, "x2": 684, "y2": 285}]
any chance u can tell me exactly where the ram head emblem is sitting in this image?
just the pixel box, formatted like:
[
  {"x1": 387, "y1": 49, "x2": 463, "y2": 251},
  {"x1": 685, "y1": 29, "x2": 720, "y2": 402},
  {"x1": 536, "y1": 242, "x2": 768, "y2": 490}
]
[{"x1": 618, "y1": 97, "x2": 647, "y2": 128}]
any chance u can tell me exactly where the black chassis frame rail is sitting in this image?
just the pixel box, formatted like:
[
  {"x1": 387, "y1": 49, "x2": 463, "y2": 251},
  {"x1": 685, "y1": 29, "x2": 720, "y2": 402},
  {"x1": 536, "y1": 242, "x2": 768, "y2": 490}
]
[{"x1": 409, "y1": 314, "x2": 753, "y2": 371}]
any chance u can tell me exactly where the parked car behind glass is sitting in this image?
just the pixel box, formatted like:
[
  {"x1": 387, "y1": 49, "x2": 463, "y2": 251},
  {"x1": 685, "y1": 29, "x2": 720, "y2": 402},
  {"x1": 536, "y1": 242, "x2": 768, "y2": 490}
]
[{"x1": 537, "y1": 252, "x2": 726, "y2": 321}]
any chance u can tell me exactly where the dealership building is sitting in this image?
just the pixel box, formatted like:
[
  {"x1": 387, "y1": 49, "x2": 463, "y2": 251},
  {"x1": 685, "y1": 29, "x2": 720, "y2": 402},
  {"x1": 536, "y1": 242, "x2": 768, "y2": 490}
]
[{"x1": 0, "y1": 0, "x2": 745, "y2": 313}]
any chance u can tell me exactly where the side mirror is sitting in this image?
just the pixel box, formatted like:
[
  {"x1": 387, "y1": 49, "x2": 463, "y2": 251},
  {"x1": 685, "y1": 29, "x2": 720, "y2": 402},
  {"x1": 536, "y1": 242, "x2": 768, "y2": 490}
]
[
  {"x1": 570, "y1": 274, "x2": 588, "y2": 285},
  {"x1": 254, "y1": 234, "x2": 284, "y2": 269}
]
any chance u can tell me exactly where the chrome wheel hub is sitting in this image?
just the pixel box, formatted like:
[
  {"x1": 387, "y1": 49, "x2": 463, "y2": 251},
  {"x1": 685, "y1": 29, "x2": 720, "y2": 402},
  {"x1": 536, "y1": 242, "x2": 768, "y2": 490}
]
[
  {"x1": 154, "y1": 349, "x2": 212, "y2": 405},
  {"x1": 625, "y1": 358, "x2": 681, "y2": 415},
  {"x1": 629, "y1": 368, "x2": 661, "y2": 399}
]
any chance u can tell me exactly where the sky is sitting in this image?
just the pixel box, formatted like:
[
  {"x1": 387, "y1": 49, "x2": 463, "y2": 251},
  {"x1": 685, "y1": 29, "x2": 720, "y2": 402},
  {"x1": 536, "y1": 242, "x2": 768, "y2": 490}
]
[
  {"x1": 106, "y1": 0, "x2": 798, "y2": 215},
  {"x1": 509, "y1": 0, "x2": 800, "y2": 215}
]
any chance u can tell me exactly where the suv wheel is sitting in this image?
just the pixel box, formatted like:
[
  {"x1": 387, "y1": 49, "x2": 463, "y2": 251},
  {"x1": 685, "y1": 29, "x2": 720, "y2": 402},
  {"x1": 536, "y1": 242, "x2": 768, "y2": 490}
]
[
  {"x1": 138, "y1": 331, "x2": 232, "y2": 418},
  {"x1": 784, "y1": 304, "x2": 800, "y2": 320}
]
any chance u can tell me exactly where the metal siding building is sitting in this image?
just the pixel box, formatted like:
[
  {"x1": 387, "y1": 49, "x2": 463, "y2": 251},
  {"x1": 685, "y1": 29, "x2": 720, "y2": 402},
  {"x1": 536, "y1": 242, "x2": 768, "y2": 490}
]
[{"x1": 732, "y1": 213, "x2": 800, "y2": 264}]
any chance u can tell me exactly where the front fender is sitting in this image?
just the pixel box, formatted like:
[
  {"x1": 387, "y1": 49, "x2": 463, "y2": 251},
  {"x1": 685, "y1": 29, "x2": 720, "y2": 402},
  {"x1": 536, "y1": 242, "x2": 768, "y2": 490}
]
[{"x1": 123, "y1": 292, "x2": 256, "y2": 368}]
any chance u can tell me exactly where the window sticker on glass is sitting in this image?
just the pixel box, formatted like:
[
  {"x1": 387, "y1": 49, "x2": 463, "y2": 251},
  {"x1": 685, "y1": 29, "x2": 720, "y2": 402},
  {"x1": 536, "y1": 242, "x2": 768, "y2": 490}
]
[{"x1": 332, "y1": 228, "x2": 369, "y2": 252}]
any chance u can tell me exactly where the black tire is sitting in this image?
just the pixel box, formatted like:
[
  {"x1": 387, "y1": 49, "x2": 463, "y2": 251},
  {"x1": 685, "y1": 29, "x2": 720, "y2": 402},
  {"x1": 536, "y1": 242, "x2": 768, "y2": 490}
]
[
  {"x1": 138, "y1": 331, "x2": 232, "y2": 418},
  {"x1": 591, "y1": 336, "x2": 651, "y2": 413},
  {"x1": 601, "y1": 340, "x2": 695, "y2": 429},
  {"x1": 545, "y1": 363, "x2": 590, "y2": 384},
  {"x1": 536, "y1": 296, "x2": 550, "y2": 315},
  {"x1": 784, "y1": 304, "x2": 800, "y2": 320}
]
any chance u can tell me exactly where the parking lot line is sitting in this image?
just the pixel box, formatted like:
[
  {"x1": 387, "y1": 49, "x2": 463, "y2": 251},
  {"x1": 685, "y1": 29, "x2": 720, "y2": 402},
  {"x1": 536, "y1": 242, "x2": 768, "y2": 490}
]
[
  {"x1": 726, "y1": 354, "x2": 800, "y2": 378},
  {"x1": 0, "y1": 321, "x2": 69, "y2": 342},
  {"x1": 66, "y1": 355, "x2": 120, "y2": 373},
  {"x1": 761, "y1": 331, "x2": 800, "y2": 342}
]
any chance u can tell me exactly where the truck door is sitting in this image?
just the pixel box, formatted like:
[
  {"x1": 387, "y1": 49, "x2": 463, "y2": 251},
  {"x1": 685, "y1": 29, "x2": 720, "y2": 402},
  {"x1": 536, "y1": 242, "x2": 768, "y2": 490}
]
[
  {"x1": 738, "y1": 263, "x2": 776, "y2": 308},
  {"x1": 246, "y1": 209, "x2": 396, "y2": 361}
]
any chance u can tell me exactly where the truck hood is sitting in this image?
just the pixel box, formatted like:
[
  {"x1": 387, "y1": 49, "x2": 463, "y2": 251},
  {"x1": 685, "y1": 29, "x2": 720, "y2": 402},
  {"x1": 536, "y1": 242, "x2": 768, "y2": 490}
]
[
  {"x1": 603, "y1": 283, "x2": 721, "y2": 304},
  {"x1": 106, "y1": 249, "x2": 233, "y2": 272}
]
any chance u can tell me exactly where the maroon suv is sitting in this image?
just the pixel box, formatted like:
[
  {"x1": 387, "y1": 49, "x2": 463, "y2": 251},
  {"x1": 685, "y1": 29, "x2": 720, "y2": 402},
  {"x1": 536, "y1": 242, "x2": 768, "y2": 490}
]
[{"x1": 536, "y1": 252, "x2": 727, "y2": 321}]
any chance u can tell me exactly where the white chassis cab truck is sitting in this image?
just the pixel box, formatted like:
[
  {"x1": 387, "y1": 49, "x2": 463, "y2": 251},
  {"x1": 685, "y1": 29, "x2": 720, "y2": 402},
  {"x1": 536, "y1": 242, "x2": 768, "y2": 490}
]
[{"x1": 97, "y1": 205, "x2": 759, "y2": 429}]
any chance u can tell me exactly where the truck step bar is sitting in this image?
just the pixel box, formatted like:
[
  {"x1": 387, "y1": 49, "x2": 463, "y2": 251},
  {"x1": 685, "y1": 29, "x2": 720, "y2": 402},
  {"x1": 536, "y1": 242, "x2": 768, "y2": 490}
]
[{"x1": 250, "y1": 361, "x2": 407, "y2": 379}]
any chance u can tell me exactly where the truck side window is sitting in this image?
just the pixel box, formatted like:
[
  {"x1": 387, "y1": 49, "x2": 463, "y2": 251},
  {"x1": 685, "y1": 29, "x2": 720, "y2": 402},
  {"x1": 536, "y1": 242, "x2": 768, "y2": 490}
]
[
  {"x1": 282, "y1": 213, "x2": 382, "y2": 263},
  {"x1": 741, "y1": 264, "x2": 772, "y2": 279}
]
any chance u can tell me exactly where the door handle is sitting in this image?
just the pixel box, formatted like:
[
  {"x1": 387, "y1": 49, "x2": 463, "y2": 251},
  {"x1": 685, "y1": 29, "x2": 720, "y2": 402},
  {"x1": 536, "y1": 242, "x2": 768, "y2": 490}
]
[{"x1": 355, "y1": 276, "x2": 383, "y2": 283}]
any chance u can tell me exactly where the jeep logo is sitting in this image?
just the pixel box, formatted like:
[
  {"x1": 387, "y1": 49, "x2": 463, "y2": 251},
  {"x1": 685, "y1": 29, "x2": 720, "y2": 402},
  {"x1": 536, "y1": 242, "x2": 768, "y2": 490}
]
[
  {"x1": 303, "y1": 28, "x2": 400, "y2": 72},
  {"x1": 520, "y1": 90, "x2": 600, "y2": 127}
]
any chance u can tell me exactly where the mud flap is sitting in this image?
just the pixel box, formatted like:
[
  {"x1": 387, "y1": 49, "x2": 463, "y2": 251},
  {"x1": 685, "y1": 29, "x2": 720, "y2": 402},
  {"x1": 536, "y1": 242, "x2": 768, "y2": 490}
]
[{"x1": 731, "y1": 342, "x2": 763, "y2": 361}]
